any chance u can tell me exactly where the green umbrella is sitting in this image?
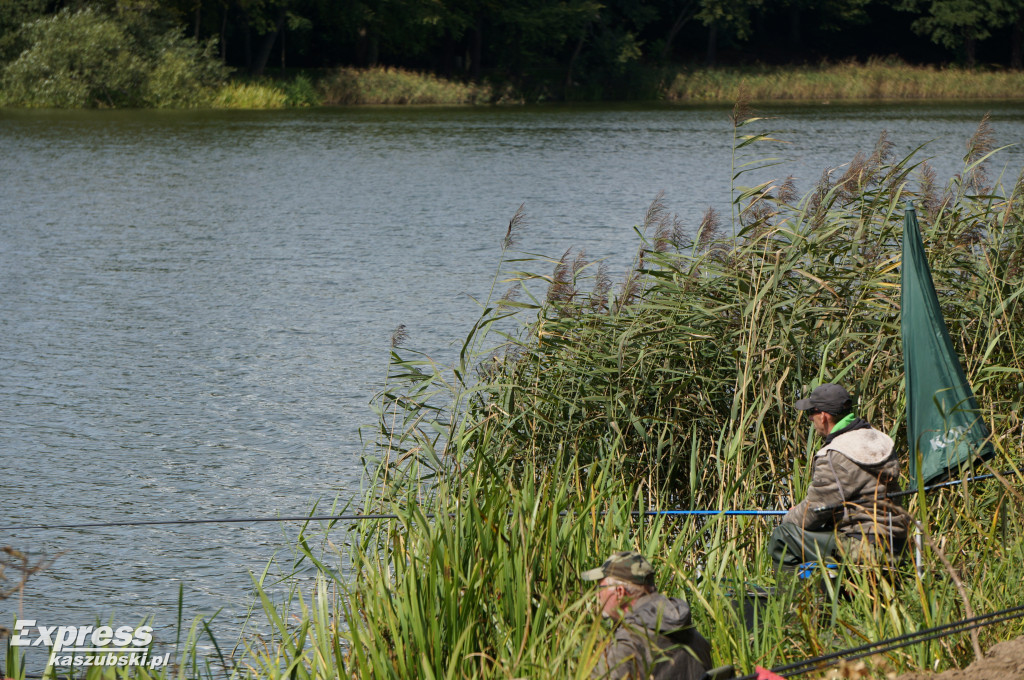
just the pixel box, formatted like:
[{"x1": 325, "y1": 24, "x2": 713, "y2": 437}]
[{"x1": 901, "y1": 202, "x2": 993, "y2": 483}]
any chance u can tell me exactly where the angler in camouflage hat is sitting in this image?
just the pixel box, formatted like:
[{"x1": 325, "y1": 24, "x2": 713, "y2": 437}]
[
  {"x1": 581, "y1": 551, "x2": 712, "y2": 679},
  {"x1": 581, "y1": 550, "x2": 656, "y2": 590}
]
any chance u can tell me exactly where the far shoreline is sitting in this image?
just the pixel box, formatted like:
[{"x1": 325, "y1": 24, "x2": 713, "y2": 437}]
[{"x1": 4, "y1": 61, "x2": 1024, "y2": 109}]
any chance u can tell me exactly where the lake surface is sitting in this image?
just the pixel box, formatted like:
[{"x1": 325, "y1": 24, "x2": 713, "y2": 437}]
[{"x1": 3, "y1": 102, "x2": 1024, "y2": 661}]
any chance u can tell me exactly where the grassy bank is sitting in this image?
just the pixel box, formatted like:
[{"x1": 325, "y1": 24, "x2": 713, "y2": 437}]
[
  {"x1": 214, "y1": 112, "x2": 1024, "y2": 679},
  {"x1": 665, "y1": 59, "x2": 1024, "y2": 102},
  {"x1": 227, "y1": 60, "x2": 1024, "y2": 108},
  {"x1": 212, "y1": 61, "x2": 1024, "y2": 108},
  {"x1": 202, "y1": 67, "x2": 495, "y2": 109},
  {"x1": 6, "y1": 60, "x2": 1024, "y2": 108}
]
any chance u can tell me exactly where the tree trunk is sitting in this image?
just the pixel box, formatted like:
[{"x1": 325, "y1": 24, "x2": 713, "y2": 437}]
[
  {"x1": 789, "y1": 6, "x2": 801, "y2": 51},
  {"x1": 244, "y1": 19, "x2": 252, "y2": 72},
  {"x1": 251, "y1": 7, "x2": 286, "y2": 76},
  {"x1": 662, "y1": 0, "x2": 696, "y2": 59},
  {"x1": 367, "y1": 35, "x2": 379, "y2": 66},
  {"x1": 220, "y1": 4, "x2": 228, "y2": 62},
  {"x1": 1012, "y1": 12, "x2": 1023, "y2": 70},
  {"x1": 441, "y1": 31, "x2": 456, "y2": 77},
  {"x1": 965, "y1": 35, "x2": 977, "y2": 68},
  {"x1": 564, "y1": 24, "x2": 588, "y2": 89},
  {"x1": 356, "y1": 28, "x2": 367, "y2": 66},
  {"x1": 193, "y1": 0, "x2": 201, "y2": 40},
  {"x1": 705, "y1": 23, "x2": 717, "y2": 66},
  {"x1": 470, "y1": 18, "x2": 482, "y2": 79}
]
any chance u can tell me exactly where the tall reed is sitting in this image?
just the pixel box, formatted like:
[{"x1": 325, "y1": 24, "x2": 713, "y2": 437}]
[{"x1": 666, "y1": 58, "x2": 1024, "y2": 102}]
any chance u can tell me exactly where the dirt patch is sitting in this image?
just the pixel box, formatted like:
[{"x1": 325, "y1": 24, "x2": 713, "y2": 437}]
[{"x1": 891, "y1": 636, "x2": 1024, "y2": 680}]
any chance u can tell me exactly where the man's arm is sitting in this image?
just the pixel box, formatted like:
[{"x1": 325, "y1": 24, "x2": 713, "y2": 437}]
[
  {"x1": 590, "y1": 638, "x2": 644, "y2": 680},
  {"x1": 782, "y1": 451, "x2": 846, "y2": 529}
]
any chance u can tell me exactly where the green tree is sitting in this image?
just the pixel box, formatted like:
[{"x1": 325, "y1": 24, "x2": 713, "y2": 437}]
[
  {"x1": 1, "y1": 7, "x2": 228, "y2": 107},
  {"x1": 778, "y1": 0, "x2": 871, "y2": 50},
  {"x1": 0, "y1": 0, "x2": 46, "y2": 62},
  {"x1": 898, "y1": 0, "x2": 1002, "y2": 66},
  {"x1": 1010, "y1": 0, "x2": 1024, "y2": 69},
  {"x1": 696, "y1": 0, "x2": 762, "y2": 65}
]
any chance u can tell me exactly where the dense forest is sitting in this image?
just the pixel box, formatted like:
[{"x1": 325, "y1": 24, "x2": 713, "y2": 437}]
[
  {"x1": 4, "y1": 0, "x2": 1024, "y2": 82},
  {"x1": 3, "y1": 0, "x2": 1024, "y2": 106}
]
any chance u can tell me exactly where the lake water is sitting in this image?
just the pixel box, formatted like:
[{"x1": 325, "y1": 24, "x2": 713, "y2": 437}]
[{"x1": 3, "y1": 102, "x2": 1024, "y2": 662}]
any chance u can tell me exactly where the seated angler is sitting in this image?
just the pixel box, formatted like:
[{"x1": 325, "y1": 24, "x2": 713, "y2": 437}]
[
  {"x1": 768, "y1": 383, "x2": 910, "y2": 573},
  {"x1": 581, "y1": 551, "x2": 714, "y2": 680}
]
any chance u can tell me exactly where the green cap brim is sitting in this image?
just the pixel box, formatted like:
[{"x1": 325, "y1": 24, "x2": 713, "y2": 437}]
[{"x1": 580, "y1": 566, "x2": 606, "y2": 581}]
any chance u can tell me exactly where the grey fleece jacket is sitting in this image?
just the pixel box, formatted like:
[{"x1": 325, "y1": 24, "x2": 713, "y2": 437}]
[
  {"x1": 591, "y1": 592, "x2": 712, "y2": 680},
  {"x1": 783, "y1": 426, "x2": 909, "y2": 544}
]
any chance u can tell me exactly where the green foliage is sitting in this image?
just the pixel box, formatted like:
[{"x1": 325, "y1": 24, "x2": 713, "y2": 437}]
[
  {"x1": 0, "y1": 7, "x2": 228, "y2": 108},
  {"x1": 696, "y1": 0, "x2": 764, "y2": 41},
  {"x1": 283, "y1": 73, "x2": 319, "y2": 106},
  {"x1": 0, "y1": 0, "x2": 45, "y2": 62},
  {"x1": 144, "y1": 33, "x2": 230, "y2": 107},
  {"x1": 897, "y1": 0, "x2": 1006, "y2": 64},
  {"x1": 1, "y1": 8, "x2": 148, "y2": 107}
]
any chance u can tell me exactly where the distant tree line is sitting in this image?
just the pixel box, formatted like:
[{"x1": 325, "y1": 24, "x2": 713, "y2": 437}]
[{"x1": 3, "y1": 0, "x2": 1024, "y2": 87}]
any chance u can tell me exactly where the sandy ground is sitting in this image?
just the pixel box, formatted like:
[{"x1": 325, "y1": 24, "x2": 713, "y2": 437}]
[{"x1": 890, "y1": 636, "x2": 1024, "y2": 680}]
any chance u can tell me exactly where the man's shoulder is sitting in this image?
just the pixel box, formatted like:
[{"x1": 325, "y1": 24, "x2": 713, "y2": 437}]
[
  {"x1": 623, "y1": 593, "x2": 693, "y2": 632},
  {"x1": 818, "y1": 427, "x2": 895, "y2": 465}
]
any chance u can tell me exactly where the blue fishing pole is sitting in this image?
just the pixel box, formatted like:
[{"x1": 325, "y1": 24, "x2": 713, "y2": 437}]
[{"x1": 631, "y1": 469, "x2": 1016, "y2": 518}]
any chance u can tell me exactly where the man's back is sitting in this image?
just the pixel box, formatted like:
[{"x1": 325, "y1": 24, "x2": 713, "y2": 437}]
[{"x1": 592, "y1": 592, "x2": 712, "y2": 680}]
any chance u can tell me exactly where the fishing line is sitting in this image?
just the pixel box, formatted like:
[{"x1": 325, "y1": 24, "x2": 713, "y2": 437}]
[
  {"x1": 0, "y1": 513, "x2": 412, "y2": 531},
  {"x1": 1, "y1": 470, "x2": 1015, "y2": 533}
]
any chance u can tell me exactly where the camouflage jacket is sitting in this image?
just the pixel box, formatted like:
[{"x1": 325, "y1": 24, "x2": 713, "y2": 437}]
[{"x1": 591, "y1": 593, "x2": 712, "y2": 680}]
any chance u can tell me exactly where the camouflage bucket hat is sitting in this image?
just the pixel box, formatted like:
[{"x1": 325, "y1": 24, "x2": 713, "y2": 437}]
[{"x1": 580, "y1": 551, "x2": 655, "y2": 587}]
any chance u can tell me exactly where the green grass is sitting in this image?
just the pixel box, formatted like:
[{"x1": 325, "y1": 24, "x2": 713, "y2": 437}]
[{"x1": 210, "y1": 81, "x2": 289, "y2": 109}]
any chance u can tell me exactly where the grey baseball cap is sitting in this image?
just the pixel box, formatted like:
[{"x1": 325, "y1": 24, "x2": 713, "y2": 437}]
[
  {"x1": 580, "y1": 551, "x2": 655, "y2": 587},
  {"x1": 794, "y1": 383, "x2": 853, "y2": 415}
]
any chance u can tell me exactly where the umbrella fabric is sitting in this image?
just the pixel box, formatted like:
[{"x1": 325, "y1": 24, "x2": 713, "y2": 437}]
[{"x1": 901, "y1": 202, "x2": 993, "y2": 483}]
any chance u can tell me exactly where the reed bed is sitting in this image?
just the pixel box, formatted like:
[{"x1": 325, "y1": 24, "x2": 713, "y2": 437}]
[
  {"x1": 666, "y1": 59, "x2": 1024, "y2": 102},
  {"x1": 321, "y1": 66, "x2": 493, "y2": 106}
]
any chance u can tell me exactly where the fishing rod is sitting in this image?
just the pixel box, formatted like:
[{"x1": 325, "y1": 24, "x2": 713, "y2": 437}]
[
  {"x1": 633, "y1": 469, "x2": 1019, "y2": 519},
  {"x1": 732, "y1": 602, "x2": 1024, "y2": 680},
  {"x1": 0, "y1": 508, "x2": 784, "y2": 532},
  {"x1": 1, "y1": 470, "x2": 1015, "y2": 533}
]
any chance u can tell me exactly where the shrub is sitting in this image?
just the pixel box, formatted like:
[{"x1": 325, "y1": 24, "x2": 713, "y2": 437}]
[
  {"x1": 0, "y1": 7, "x2": 228, "y2": 108},
  {"x1": 142, "y1": 33, "x2": 229, "y2": 108},
  {"x1": 321, "y1": 66, "x2": 492, "y2": 105},
  {"x1": 1, "y1": 8, "x2": 147, "y2": 107},
  {"x1": 284, "y1": 73, "x2": 320, "y2": 107}
]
